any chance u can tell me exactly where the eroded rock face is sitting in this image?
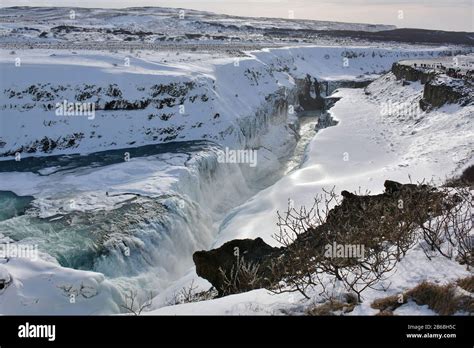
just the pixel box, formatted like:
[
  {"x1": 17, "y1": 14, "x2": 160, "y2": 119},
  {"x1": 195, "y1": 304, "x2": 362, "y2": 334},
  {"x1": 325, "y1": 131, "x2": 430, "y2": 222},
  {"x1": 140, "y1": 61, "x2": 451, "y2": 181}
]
[
  {"x1": 296, "y1": 75, "x2": 373, "y2": 112},
  {"x1": 420, "y1": 80, "x2": 472, "y2": 110},
  {"x1": 391, "y1": 62, "x2": 435, "y2": 84},
  {"x1": 296, "y1": 74, "x2": 325, "y2": 111},
  {"x1": 0, "y1": 80, "x2": 204, "y2": 157}
]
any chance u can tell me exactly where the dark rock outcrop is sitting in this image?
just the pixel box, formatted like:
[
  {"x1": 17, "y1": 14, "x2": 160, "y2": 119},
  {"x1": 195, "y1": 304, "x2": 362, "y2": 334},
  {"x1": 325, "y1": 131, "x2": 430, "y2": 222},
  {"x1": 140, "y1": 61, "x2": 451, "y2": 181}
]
[
  {"x1": 391, "y1": 63, "x2": 435, "y2": 84},
  {"x1": 420, "y1": 80, "x2": 472, "y2": 110},
  {"x1": 2, "y1": 133, "x2": 85, "y2": 157},
  {"x1": 447, "y1": 165, "x2": 474, "y2": 187},
  {"x1": 193, "y1": 238, "x2": 282, "y2": 296},
  {"x1": 320, "y1": 80, "x2": 373, "y2": 97},
  {"x1": 296, "y1": 75, "x2": 325, "y2": 111},
  {"x1": 459, "y1": 165, "x2": 474, "y2": 184},
  {"x1": 296, "y1": 75, "x2": 372, "y2": 112},
  {"x1": 384, "y1": 180, "x2": 418, "y2": 194}
]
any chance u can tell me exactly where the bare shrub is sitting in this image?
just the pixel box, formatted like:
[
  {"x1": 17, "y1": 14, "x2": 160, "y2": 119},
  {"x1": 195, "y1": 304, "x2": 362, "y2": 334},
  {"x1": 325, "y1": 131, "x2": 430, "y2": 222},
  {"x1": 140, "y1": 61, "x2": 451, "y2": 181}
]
[
  {"x1": 270, "y1": 189, "x2": 340, "y2": 299},
  {"x1": 271, "y1": 187, "x2": 402, "y2": 302},
  {"x1": 166, "y1": 280, "x2": 218, "y2": 306},
  {"x1": 219, "y1": 256, "x2": 261, "y2": 296},
  {"x1": 442, "y1": 187, "x2": 473, "y2": 268},
  {"x1": 414, "y1": 186, "x2": 473, "y2": 267},
  {"x1": 269, "y1": 182, "x2": 471, "y2": 306},
  {"x1": 120, "y1": 290, "x2": 153, "y2": 315}
]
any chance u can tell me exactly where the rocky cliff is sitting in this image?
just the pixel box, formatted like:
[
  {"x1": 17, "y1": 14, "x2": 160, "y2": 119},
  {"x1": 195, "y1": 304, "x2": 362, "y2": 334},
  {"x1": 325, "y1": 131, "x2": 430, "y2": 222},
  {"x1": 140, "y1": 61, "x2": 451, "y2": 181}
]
[{"x1": 391, "y1": 62, "x2": 473, "y2": 111}]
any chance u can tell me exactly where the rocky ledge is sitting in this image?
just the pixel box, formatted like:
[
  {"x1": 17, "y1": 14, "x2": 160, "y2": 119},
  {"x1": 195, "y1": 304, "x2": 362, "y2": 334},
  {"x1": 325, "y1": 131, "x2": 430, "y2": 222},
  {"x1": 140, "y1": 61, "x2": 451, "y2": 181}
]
[{"x1": 391, "y1": 61, "x2": 473, "y2": 110}]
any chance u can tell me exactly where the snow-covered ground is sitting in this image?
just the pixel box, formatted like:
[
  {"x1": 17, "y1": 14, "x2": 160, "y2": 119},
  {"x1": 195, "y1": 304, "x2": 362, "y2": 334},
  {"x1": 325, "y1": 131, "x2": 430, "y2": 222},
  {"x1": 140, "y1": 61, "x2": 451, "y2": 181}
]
[
  {"x1": 0, "y1": 6, "x2": 395, "y2": 48},
  {"x1": 0, "y1": 9, "x2": 472, "y2": 315}
]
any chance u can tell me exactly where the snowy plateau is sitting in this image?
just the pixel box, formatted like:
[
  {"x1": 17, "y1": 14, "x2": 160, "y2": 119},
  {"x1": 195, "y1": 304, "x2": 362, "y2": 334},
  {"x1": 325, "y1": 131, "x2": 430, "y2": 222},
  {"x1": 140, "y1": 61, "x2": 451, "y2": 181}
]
[{"x1": 0, "y1": 6, "x2": 472, "y2": 316}]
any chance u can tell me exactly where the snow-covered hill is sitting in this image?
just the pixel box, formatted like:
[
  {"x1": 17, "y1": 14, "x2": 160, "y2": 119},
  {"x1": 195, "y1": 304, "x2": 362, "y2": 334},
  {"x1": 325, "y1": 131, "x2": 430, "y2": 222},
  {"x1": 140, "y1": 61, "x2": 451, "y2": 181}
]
[
  {"x1": 1, "y1": 6, "x2": 472, "y2": 50},
  {"x1": 0, "y1": 6, "x2": 395, "y2": 46},
  {"x1": 1, "y1": 46, "x2": 465, "y2": 160}
]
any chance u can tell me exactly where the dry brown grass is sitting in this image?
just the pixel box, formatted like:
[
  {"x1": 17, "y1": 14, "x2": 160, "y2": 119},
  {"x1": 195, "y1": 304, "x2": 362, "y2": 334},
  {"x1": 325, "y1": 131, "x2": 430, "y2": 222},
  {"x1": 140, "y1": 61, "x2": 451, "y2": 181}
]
[
  {"x1": 407, "y1": 281, "x2": 460, "y2": 315},
  {"x1": 307, "y1": 300, "x2": 345, "y2": 316},
  {"x1": 371, "y1": 278, "x2": 474, "y2": 315},
  {"x1": 371, "y1": 294, "x2": 405, "y2": 312},
  {"x1": 307, "y1": 300, "x2": 356, "y2": 316},
  {"x1": 457, "y1": 275, "x2": 474, "y2": 293},
  {"x1": 307, "y1": 294, "x2": 357, "y2": 316}
]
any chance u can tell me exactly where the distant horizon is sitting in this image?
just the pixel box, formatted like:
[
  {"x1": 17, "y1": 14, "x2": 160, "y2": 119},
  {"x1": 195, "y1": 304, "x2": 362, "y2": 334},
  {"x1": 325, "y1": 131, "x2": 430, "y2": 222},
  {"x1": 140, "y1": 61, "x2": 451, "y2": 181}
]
[{"x1": 1, "y1": 0, "x2": 473, "y2": 32}]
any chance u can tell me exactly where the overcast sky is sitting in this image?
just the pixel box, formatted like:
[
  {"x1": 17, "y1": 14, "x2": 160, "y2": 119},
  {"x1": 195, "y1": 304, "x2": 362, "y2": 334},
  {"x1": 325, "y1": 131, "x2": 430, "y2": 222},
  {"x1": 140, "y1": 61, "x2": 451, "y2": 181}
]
[{"x1": 1, "y1": 0, "x2": 472, "y2": 31}]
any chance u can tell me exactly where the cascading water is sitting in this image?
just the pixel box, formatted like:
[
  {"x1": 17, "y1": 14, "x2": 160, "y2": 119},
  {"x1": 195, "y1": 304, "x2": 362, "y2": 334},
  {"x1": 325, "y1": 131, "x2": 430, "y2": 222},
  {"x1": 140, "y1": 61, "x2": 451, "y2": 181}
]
[
  {"x1": 0, "y1": 145, "x2": 258, "y2": 298},
  {"x1": 0, "y1": 191, "x2": 34, "y2": 222},
  {"x1": 284, "y1": 113, "x2": 320, "y2": 174},
  {"x1": 0, "y1": 76, "x2": 350, "y2": 313}
]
